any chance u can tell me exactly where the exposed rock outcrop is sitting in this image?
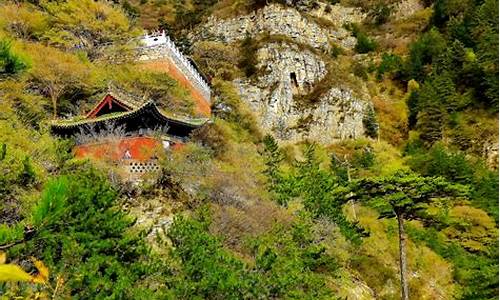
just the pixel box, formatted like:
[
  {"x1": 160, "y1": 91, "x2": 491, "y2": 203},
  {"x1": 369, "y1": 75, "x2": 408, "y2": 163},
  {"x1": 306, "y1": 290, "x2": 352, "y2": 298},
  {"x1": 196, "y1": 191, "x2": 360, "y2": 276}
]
[
  {"x1": 235, "y1": 42, "x2": 369, "y2": 144},
  {"x1": 307, "y1": 2, "x2": 366, "y2": 27},
  {"x1": 195, "y1": 3, "x2": 374, "y2": 145},
  {"x1": 197, "y1": 4, "x2": 331, "y2": 50},
  {"x1": 393, "y1": 0, "x2": 425, "y2": 20},
  {"x1": 194, "y1": 3, "x2": 365, "y2": 51},
  {"x1": 483, "y1": 141, "x2": 499, "y2": 169}
]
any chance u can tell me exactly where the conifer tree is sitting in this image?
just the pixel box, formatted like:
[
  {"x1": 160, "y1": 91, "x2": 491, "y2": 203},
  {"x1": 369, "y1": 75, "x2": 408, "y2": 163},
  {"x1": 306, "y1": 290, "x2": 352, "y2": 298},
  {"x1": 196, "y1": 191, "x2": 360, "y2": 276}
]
[
  {"x1": 292, "y1": 145, "x2": 366, "y2": 244},
  {"x1": 24, "y1": 167, "x2": 163, "y2": 298},
  {"x1": 261, "y1": 135, "x2": 283, "y2": 182},
  {"x1": 475, "y1": 0, "x2": 499, "y2": 109},
  {"x1": 416, "y1": 80, "x2": 445, "y2": 146},
  {"x1": 363, "y1": 106, "x2": 379, "y2": 139},
  {"x1": 350, "y1": 171, "x2": 468, "y2": 300},
  {"x1": 432, "y1": 71, "x2": 457, "y2": 113},
  {"x1": 0, "y1": 40, "x2": 27, "y2": 75},
  {"x1": 261, "y1": 134, "x2": 287, "y2": 204},
  {"x1": 406, "y1": 90, "x2": 419, "y2": 129}
]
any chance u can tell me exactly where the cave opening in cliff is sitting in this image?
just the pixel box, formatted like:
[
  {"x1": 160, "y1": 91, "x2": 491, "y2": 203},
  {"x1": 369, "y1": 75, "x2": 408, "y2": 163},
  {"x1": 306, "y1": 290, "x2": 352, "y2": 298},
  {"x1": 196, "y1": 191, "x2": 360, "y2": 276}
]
[{"x1": 290, "y1": 72, "x2": 299, "y2": 93}]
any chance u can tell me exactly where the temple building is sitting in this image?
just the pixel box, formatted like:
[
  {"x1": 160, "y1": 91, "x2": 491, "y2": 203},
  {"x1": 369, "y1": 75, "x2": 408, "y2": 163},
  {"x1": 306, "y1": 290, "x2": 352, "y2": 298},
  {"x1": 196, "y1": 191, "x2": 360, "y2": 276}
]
[
  {"x1": 51, "y1": 32, "x2": 211, "y2": 179},
  {"x1": 51, "y1": 86, "x2": 208, "y2": 177}
]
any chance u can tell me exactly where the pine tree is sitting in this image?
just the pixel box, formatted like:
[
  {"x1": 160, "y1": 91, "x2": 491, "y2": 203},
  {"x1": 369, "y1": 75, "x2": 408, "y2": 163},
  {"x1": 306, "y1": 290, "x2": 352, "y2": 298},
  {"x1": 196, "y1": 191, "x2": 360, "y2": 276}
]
[
  {"x1": 0, "y1": 40, "x2": 27, "y2": 75},
  {"x1": 363, "y1": 106, "x2": 379, "y2": 139},
  {"x1": 475, "y1": 0, "x2": 499, "y2": 109},
  {"x1": 294, "y1": 145, "x2": 366, "y2": 244},
  {"x1": 350, "y1": 171, "x2": 468, "y2": 300},
  {"x1": 261, "y1": 134, "x2": 287, "y2": 204},
  {"x1": 407, "y1": 90, "x2": 419, "y2": 129},
  {"x1": 433, "y1": 71, "x2": 457, "y2": 113},
  {"x1": 25, "y1": 167, "x2": 163, "y2": 298},
  {"x1": 416, "y1": 79, "x2": 445, "y2": 146}
]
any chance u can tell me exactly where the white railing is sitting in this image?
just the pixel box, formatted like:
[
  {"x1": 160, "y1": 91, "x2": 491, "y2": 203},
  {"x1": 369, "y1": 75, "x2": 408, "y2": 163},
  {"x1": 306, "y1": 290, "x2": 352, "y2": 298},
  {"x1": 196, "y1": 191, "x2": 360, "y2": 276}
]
[{"x1": 139, "y1": 31, "x2": 211, "y2": 103}]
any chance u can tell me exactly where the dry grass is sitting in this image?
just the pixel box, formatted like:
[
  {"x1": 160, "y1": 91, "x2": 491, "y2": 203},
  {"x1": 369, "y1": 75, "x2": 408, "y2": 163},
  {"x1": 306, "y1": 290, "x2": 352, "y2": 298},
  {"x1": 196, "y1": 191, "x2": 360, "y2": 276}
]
[
  {"x1": 128, "y1": 0, "x2": 177, "y2": 29},
  {"x1": 366, "y1": 7, "x2": 432, "y2": 55},
  {"x1": 368, "y1": 78, "x2": 408, "y2": 146},
  {"x1": 349, "y1": 204, "x2": 458, "y2": 299},
  {"x1": 210, "y1": 200, "x2": 293, "y2": 253}
]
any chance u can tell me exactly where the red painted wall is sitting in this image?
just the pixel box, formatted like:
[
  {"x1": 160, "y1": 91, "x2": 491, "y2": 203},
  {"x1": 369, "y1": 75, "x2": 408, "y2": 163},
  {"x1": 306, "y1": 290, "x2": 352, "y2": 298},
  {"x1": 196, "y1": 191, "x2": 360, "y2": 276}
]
[
  {"x1": 74, "y1": 136, "x2": 163, "y2": 162},
  {"x1": 140, "y1": 59, "x2": 211, "y2": 117}
]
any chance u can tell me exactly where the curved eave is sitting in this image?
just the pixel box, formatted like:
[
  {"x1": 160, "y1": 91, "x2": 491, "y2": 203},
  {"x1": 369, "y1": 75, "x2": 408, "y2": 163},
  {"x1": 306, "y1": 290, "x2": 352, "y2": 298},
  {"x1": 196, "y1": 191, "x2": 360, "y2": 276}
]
[{"x1": 51, "y1": 101, "x2": 207, "y2": 130}]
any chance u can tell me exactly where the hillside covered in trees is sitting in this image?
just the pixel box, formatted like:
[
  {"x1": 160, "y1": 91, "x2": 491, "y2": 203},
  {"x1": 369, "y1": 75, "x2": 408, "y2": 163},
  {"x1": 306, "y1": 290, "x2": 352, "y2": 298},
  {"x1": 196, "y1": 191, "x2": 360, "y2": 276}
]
[{"x1": 0, "y1": 0, "x2": 498, "y2": 299}]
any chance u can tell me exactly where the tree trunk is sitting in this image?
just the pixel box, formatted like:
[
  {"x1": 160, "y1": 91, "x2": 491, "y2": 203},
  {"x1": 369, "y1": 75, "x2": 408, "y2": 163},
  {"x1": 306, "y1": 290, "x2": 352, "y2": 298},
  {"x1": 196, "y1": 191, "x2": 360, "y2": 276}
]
[
  {"x1": 397, "y1": 213, "x2": 409, "y2": 300},
  {"x1": 51, "y1": 95, "x2": 57, "y2": 118}
]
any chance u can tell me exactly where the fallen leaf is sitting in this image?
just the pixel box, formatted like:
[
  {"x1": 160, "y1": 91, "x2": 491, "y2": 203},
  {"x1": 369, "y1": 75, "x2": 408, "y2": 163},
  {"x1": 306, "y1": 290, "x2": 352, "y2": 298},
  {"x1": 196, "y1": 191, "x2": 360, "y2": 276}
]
[{"x1": 0, "y1": 264, "x2": 33, "y2": 282}]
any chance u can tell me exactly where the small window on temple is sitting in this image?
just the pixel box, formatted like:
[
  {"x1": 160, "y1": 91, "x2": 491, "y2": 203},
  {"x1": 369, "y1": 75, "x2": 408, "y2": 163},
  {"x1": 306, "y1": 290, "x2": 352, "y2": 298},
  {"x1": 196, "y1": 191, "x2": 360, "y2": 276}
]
[{"x1": 123, "y1": 149, "x2": 132, "y2": 159}]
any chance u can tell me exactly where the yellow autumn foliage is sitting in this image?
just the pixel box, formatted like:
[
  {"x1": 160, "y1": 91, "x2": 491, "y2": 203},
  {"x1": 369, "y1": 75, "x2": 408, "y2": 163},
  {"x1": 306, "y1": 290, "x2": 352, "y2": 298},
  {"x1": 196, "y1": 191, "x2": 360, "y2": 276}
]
[{"x1": 0, "y1": 252, "x2": 49, "y2": 284}]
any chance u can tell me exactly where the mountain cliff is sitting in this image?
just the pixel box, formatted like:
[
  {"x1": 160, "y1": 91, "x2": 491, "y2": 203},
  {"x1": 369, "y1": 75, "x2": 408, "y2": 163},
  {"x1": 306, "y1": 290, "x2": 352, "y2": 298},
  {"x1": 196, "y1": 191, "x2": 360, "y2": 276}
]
[{"x1": 0, "y1": 0, "x2": 498, "y2": 299}]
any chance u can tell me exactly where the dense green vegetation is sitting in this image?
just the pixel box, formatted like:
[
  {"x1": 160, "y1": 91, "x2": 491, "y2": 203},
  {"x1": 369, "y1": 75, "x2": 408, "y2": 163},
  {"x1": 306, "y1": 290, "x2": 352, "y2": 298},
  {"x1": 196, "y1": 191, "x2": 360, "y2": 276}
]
[
  {"x1": 260, "y1": 137, "x2": 498, "y2": 299},
  {"x1": 3, "y1": 166, "x2": 171, "y2": 298},
  {"x1": 168, "y1": 209, "x2": 335, "y2": 299},
  {"x1": 0, "y1": 0, "x2": 497, "y2": 299},
  {"x1": 376, "y1": 0, "x2": 498, "y2": 150}
]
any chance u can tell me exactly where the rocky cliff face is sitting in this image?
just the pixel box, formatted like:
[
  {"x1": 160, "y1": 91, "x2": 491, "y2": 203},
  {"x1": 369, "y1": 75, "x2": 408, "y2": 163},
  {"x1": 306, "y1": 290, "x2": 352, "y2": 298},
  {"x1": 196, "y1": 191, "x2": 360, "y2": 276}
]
[
  {"x1": 234, "y1": 42, "x2": 369, "y2": 144},
  {"x1": 197, "y1": 3, "x2": 364, "y2": 51},
  {"x1": 194, "y1": 3, "x2": 374, "y2": 145}
]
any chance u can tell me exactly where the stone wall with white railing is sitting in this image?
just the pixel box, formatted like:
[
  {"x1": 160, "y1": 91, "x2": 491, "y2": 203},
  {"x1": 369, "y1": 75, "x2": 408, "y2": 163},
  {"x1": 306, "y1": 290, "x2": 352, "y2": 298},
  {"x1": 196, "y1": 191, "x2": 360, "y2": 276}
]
[{"x1": 138, "y1": 31, "x2": 211, "y2": 103}]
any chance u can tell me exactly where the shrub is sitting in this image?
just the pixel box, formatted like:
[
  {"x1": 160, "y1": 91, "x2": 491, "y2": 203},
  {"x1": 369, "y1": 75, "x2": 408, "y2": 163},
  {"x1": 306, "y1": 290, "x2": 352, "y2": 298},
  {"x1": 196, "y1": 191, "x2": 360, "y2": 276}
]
[
  {"x1": 402, "y1": 28, "x2": 447, "y2": 81},
  {"x1": 168, "y1": 208, "x2": 334, "y2": 299},
  {"x1": 0, "y1": 3, "x2": 48, "y2": 39},
  {"x1": 363, "y1": 106, "x2": 379, "y2": 139},
  {"x1": 352, "y1": 62, "x2": 368, "y2": 79},
  {"x1": 18, "y1": 157, "x2": 36, "y2": 186},
  {"x1": 406, "y1": 143, "x2": 499, "y2": 220},
  {"x1": 330, "y1": 43, "x2": 344, "y2": 58},
  {"x1": 212, "y1": 79, "x2": 261, "y2": 140},
  {"x1": 262, "y1": 144, "x2": 367, "y2": 244},
  {"x1": 348, "y1": 23, "x2": 377, "y2": 53},
  {"x1": 369, "y1": 2, "x2": 392, "y2": 25},
  {"x1": 0, "y1": 40, "x2": 28, "y2": 75},
  {"x1": 168, "y1": 210, "x2": 252, "y2": 299},
  {"x1": 122, "y1": 0, "x2": 140, "y2": 18},
  {"x1": 41, "y1": 0, "x2": 136, "y2": 57},
  {"x1": 192, "y1": 41, "x2": 241, "y2": 80},
  {"x1": 407, "y1": 225, "x2": 498, "y2": 299},
  {"x1": 110, "y1": 68, "x2": 195, "y2": 116},
  {"x1": 238, "y1": 34, "x2": 259, "y2": 78},
  {"x1": 376, "y1": 53, "x2": 403, "y2": 79},
  {"x1": 355, "y1": 31, "x2": 377, "y2": 53},
  {"x1": 190, "y1": 123, "x2": 228, "y2": 158},
  {"x1": 352, "y1": 147, "x2": 375, "y2": 169}
]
